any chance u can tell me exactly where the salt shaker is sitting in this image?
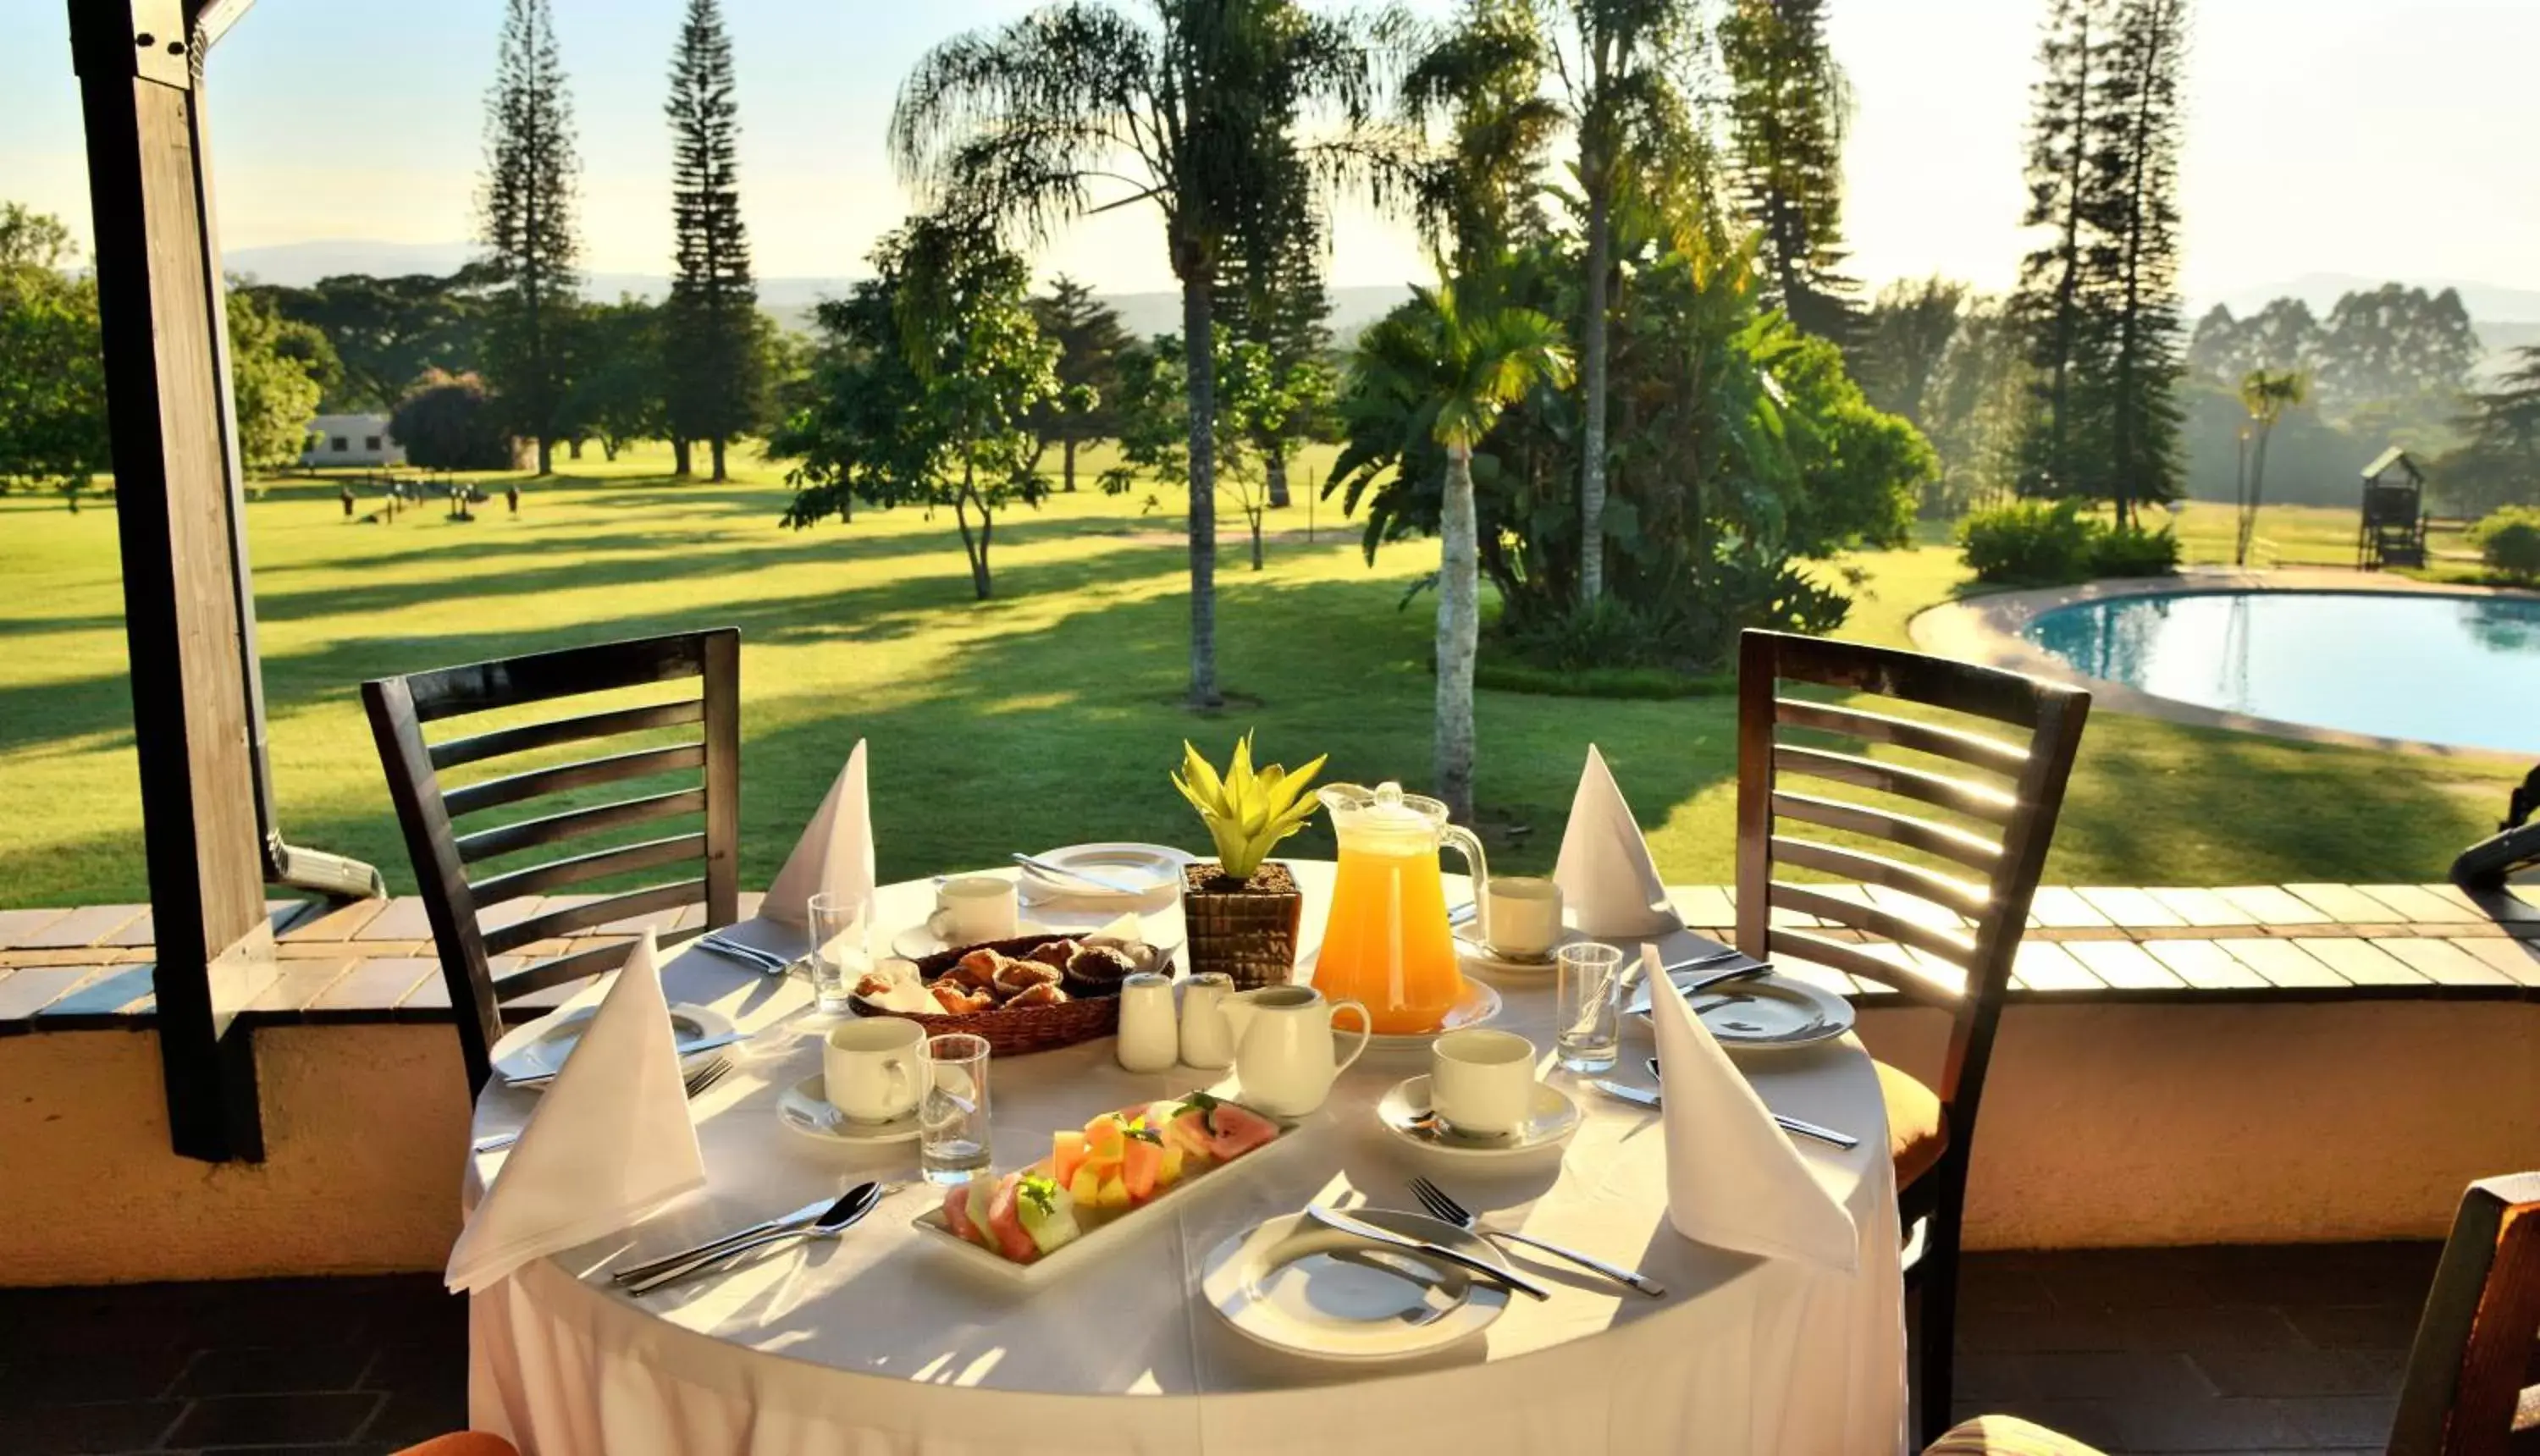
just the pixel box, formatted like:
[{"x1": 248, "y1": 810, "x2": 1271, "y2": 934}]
[
  {"x1": 1115, "y1": 972, "x2": 1179, "y2": 1073},
  {"x1": 1178, "y1": 972, "x2": 1236, "y2": 1069}
]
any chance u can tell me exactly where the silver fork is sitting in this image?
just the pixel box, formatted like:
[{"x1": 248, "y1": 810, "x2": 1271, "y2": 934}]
[
  {"x1": 472, "y1": 1056, "x2": 733, "y2": 1153},
  {"x1": 1406, "y1": 1177, "x2": 1667, "y2": 1298}
]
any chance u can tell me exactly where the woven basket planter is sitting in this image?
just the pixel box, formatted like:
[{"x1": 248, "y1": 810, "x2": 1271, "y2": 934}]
[{"x1": 1181, "y1": 861, "x2": 1302, "y2": 991}]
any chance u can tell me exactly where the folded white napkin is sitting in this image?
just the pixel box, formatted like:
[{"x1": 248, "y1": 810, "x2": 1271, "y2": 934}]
[
  {"x1": 760, "y1": 740, "x2": 875, "y2": 927},
  {"x1": 446, "y1": 931, "x2": 708, "y2": 1293},
  {"x1": 1645, "y1": 946, "x2": 1857, "y2": 1271},
  {"x1": 1553, "y1": 746, "x2": 1687, "y2": 939}
]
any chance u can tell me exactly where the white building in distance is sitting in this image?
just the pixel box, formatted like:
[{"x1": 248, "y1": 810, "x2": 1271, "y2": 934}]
[{"x1": 301, "y1": 413, "x2": 405, "y2": 467}]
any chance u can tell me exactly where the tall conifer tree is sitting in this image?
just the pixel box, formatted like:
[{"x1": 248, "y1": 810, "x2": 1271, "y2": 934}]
[
  {"x1": 477, "y1": 0, "x2": 580, "y2": 475},
  {"x1": 2096, "y1": 0, "x2": 2188, "y2": 524},
  {"x1": 663, "y1": 0, "x2": 760, "y2": 482},
  {"x1": 1720, "y1": 0, "x2": 1858, "y2": 344},
  {"x1": 2012, "y1": 0, "x2": 2107, "y2": 505}
]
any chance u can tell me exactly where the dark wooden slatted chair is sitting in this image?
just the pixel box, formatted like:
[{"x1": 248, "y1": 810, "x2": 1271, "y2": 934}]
[
  {"x1": 2392, "y1": 1172, "x2": 2540, "y2": 1456},
  {"x1": 1735, "y1": 628, "x2": 2091, "y2": 1448},
  {"x1": 362, "y1": 629, "x2": 741, "y2": 1096}
]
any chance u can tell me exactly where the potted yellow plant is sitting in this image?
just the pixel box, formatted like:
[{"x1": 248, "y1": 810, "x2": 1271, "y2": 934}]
[{"x1": 1173, "y1": 734, "x2": 1326, "y2": 990}]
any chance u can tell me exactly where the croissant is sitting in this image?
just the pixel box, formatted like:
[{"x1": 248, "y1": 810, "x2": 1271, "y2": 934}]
[
  {"x1": 950, "y1": 949, "x2": 1008, "y2": 990},
  {"x1": 930, "y1": 983, "x2": 994, "y2": 1015},
  {"x1": 991, "y1": 958, "x2": 1063, "y2": 998},
  {"x1": 1002, "y1": 981, "x2": 1069, "y2": 1009},
  {"x1": 1024, "y1": 938, "x2": 1080, "y2": 970}
]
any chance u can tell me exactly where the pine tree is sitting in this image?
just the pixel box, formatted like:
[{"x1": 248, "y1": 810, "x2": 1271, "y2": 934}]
[
  {"x1": 2011, "y1": 0, "x2": 2109, "y2": 506},
  {"x1": 662, "y1": 0, "x2": 759, "y2": 483},
  {"x1": 1720, "y1": 0, "x2": 1858, "y2": 345},
  {"x1": 1214, "y1": 163, "x2": 1331, "y2": 510},
  {"x1": 1028, "y1": 276, "x2": 1129, "y2": 494},
  {"x1": 476, "y1": 0, "x2": 580, "y2": 475},
  {"x1": 2095, "y1": 0, "x2": 2188, "y2": 524}
]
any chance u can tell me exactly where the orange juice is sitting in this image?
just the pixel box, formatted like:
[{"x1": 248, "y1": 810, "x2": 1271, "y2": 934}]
[{"x1": 1309, "y1": 782, "x2": 1486, "y2": 1034}]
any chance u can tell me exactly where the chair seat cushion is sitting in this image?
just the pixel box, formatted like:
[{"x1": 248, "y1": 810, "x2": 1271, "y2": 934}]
[
  {"x1": 1922, "y1": 1415, "x2": 2108, "y2": 1456},
  {"x1": 1876, "y1": 1059, "x2": 1950, "y2": 1190}
]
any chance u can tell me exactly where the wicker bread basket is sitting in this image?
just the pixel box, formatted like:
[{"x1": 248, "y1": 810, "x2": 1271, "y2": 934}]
[{"x1": 848, "y1": 933, "x2": 1127, "y2": 1056}]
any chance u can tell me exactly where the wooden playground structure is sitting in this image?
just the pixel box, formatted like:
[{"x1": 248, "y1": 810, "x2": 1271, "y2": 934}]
[{"x1": 2356, "y1": 445, "x2": 2430, "y2": 570}]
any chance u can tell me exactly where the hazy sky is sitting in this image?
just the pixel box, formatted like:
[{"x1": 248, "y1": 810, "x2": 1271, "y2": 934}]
[{"x1": 3, "y1": 0, "x2": 2536, "y2": 301}]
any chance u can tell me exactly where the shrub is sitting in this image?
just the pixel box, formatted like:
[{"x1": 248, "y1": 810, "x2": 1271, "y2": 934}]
[
  {"x1": 1958, "y1": 499, "x2": 2097, "y2": 584},
  {"x1": 1958, "y1": 499, "x2": 2181, "y2": 584},
  {"x1": 389, "y1": 370, "x2": 520, "y2": 472},
  {"x1": 2090, "y1": 522, "x2": 2182, "y2": 577},
  {"x1": 2470, "y1": 506, "x2": 2540, "y2": 584}
]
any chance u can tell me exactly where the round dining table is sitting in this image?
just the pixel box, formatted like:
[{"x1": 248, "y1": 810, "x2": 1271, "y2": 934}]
[{"x1": 464, "y1": 862, "x2": 1905, "y2": 1456}]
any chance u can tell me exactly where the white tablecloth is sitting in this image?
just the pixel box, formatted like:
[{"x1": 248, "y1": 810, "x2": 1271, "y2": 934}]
[{"x1": 466, "y1": 864, "x2": 1905, "y2": 1456}]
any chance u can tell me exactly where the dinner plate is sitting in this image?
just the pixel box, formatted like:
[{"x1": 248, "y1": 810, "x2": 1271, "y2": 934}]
[
  {"x1": 1631, "y1": 973, "x2": 1855, "y2": 1049},
  {"x1": 1200, "y1": 1208, "x2": 1513, "y2": 1362},
  {"x1": 1017, "y1": 842, "x2": 1190, "y2": 903},
  {"x1": 1376, "y1": 1075, "x2": 1581, "y2": 1161},
  {"x1": 489, "y1": 1002, "x2": 735, "y2": 1085},
  {"x1": 777, "y1": 1074, "x2": 925, "y2": 1145}
]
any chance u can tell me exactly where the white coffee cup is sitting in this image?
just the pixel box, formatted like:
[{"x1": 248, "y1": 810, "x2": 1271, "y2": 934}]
[
  {"x1": 823, "y1": 1018, "x2": 924, "y2": 1123},
  {"x1": 1429, "y1": 1029, "x2": 1537, "y2": 1139},
  {"x1": 1484, "y1": 876, "x2": 1564, "y2": 962},
  {"x1": 928, "y1": 876, "x2": 1019, "y2": 945}
]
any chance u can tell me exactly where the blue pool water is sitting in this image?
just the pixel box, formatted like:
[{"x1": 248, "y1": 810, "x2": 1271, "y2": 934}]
[{"x1": 2024, "y1": 590, "x2": 2540, "y2": 754}]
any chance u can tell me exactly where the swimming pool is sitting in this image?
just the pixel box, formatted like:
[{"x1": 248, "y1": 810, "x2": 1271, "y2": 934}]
[{"x1": 2023, "y1": 589, "x2": 2540, "y2": 755}]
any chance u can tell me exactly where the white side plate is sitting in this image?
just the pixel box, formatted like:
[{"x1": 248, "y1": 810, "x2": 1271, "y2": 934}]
[
  {"x1": 1631, "y1": 973, "x2": 1855, "y2": 1048},
  {"x1": 489, "y1": 1002, "x2": 735, "y2": 1085},
  {"x1": 1201, "y1": 1208, "x2": 1513, "y2": 1362}
]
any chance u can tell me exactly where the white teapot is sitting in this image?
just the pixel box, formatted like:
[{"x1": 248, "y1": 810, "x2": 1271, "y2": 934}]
[{"x1": 1219, "y1": 985, "x2": 1372, "y2": 1117}]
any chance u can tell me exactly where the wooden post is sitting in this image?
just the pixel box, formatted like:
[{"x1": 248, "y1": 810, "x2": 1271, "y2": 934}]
[{"x1": 69, "y1": 0, "x2": 275, "y2": 1162}]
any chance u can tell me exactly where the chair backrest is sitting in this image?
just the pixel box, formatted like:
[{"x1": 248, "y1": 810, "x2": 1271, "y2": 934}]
[
  {"x1": 2390, "y1": 1172, "x2": 2540, "y2": 1456},
  {"x1": 362, "y1": 629, "x2": 741, "y2": 1095},
  {"x1": 1735, "y1": 628, "x2": 2090, "y2": 1173}
]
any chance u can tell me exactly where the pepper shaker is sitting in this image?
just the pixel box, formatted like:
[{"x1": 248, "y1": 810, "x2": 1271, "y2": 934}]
[
  {"x1": 1178, "y1": 972, "x2": 1235, "y2": 1069},
  {"x1": 1115, "y1": 972, "x2": 1179, "y2": 1073}
]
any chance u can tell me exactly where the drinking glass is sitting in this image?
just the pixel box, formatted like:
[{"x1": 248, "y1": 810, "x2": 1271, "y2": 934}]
[
  {"x1": 806, "y1": 890, "x2": 870, "y2": 1015},
  {"x1": 1554, "y1": 942, "x2": 1625, "y2": 1073},
  {"x1": 919, "y1": 1033, "x2": 993, "y2": 1185}
]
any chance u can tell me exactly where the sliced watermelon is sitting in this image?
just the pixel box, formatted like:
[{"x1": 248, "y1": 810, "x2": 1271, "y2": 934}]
[
  {"x1": 983, "y1": 1174, "x2": 1040, "y2": 1262},
  {"x1": 942, "y1": 1183, "x2": 985, "y2": 1246},
  {"x1": 1205, "y1": 1102, "x2": 1283, "y2": 1161},
  {"x1": 1121, "y1": 1136, "x2": 1163, "y2": 1204},
  {"x1": 1162, "y1": 1109, "x2": 1218, "y2": 1165}
]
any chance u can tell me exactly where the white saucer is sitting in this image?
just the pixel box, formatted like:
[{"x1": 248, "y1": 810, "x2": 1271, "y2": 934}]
[
  {"x1": 1377, "y1": 1075, "x2": 1581, "y2": 1160},
  {"x1": 1200, "y1": 1208, "x2": 1512, "y2": 1362},
  {"x1": 1016, "y1": 842, "x2": 1190, "y2": 905},
  {"x1": 1631, "y1": 973, "x2": 1856, "y2": 1049},
  {"x1": 1451, "y1": 924, "x2": 1577, "y2": 975},
  {"x1": 778, "y1": 1073, "x2": 922, "y2": 1144},
  {"x1": 489, "y1": 1002, "x2": 734, "y2": 1086},
  {"x1": 1300, "y1": 955, "x2": 1505, "y2": 1051}
]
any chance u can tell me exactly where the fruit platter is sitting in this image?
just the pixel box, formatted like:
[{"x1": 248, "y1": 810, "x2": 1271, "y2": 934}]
[
  {"x1": 848, "y1": 930, "x2": 1170, "y2": 1056},
  {"x1": 913, "y1": 1092, "x2": 1295, "y2": 1282}
]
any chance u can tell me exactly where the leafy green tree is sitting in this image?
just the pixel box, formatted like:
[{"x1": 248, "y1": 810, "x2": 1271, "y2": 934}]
[
  {"x1": 774, "y1": 222, "x2": 1058, "y2": 600},
  {"x1": 2315, "y1": 284, "x2": 2479, "y2": 449},
  {"x1": 662, "y1": 0, "x2": 761, "y2": 482},
  {"x1": 1919, "y1": 297, "x2": 2031, "y2": 515},
  {"x1": 0, "y1": 205, "x2": 109, "y2": 510},
  {"x1": 561, "y1": 297, "x2": 667, "y2": 461},
  {"x1": 1027, "y1": 275, "x2": 1127, "y2": 492},
  {"x1": 224, "y1": 288, "x2": 333, "y2": 474},
  {"x1": 477, "y1": 0, "x2": 583, "y2": 474},
  {"x1": 1342, "y1": 279, "x2": 1571, "y2": 821},
  {"x1": 390, "y1": 369, "x2": 519, "y2": 471},
  {"x1": 241, "y1": 268, "x2": 495, "y2": 411},
  {"x1": 1719, "y1": 0, "x2": 1857, "y2": 344},
  {"x1": 1399, "y1": 0, "x2": 1564, "y2": 270},
  {"x1": 892, "y1": 0, "x2": 1396, "y2": 705},
  {"x1": 1098, "y1": 328, "x2": 1301, "y2": 572},
  {"x1": 1853, "y1": 276, "x2": 1966, "y2": 424},
  {"x1": 2187, "y1": 298, "x2": 2318, "y2": 387}
]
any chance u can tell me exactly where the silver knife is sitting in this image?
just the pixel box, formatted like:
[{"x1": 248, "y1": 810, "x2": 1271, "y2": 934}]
[
  {"x1": 609, "y1": 1194, "x2": 837, "y2": 1286},
  {"x1": 1587, "y1": 1079, "x2": 1860, "y2": 1150},
  {"x1": 1623, "y1": 961, "x2": 1772, "y2": 1017},
  {"x1": 1305, "y1": 1205, "x2": 1551, "y2": 1301},
  {"x1": 504, "y1": 1030, "x2": 747, "y2": 1088}
]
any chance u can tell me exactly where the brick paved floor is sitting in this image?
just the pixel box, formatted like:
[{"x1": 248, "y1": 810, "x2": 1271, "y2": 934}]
[{"x1": 0, "y1": 1243, "x2": 2440, "y2": 1454}]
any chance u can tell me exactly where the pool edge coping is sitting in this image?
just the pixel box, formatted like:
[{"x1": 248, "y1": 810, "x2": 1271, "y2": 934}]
[{"x1": 1907, "y1": 567, "x2": 2538, "y2": 764}]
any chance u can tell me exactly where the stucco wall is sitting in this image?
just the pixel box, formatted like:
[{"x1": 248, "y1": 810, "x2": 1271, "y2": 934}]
[{"x1": 2, "y1": 1002, "x2": 2535, "y2": 1285}]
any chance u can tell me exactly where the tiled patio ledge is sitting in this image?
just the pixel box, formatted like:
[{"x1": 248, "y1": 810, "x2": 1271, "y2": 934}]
[{"x1": 1, "y1": 882, "x2": 2533, "y2": 1034}]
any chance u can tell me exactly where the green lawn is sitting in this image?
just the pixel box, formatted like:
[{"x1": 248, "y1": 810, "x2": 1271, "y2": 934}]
[
  {"x1": 0, "y1": 442, "x2": 2521, "y2": 909},
  {"x1": 2137, "y1": 499, "x2": 2481, "y2": 576}
]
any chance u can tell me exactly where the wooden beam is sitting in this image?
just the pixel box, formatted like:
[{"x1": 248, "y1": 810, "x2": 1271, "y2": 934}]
[{"x1": 69, "y1": 0, "x2": 274, "y2": 1161}]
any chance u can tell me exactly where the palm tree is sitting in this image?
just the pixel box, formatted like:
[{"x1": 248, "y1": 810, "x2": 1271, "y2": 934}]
[
  {"x1": 1349, "y1": 279, "x2": 1573, "y2": 822},
  {"x1": 891, "y1": 1, "x2": 1396, "y2": 709},
  {"x1": 2234, "y1": 367, "x2": 2306, "y2": 566}
]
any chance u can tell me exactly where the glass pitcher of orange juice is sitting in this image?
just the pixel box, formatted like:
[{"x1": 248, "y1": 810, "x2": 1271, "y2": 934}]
[{"x1": 1311, "y1": 782, "x2": 1489, "y2": 1035}]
